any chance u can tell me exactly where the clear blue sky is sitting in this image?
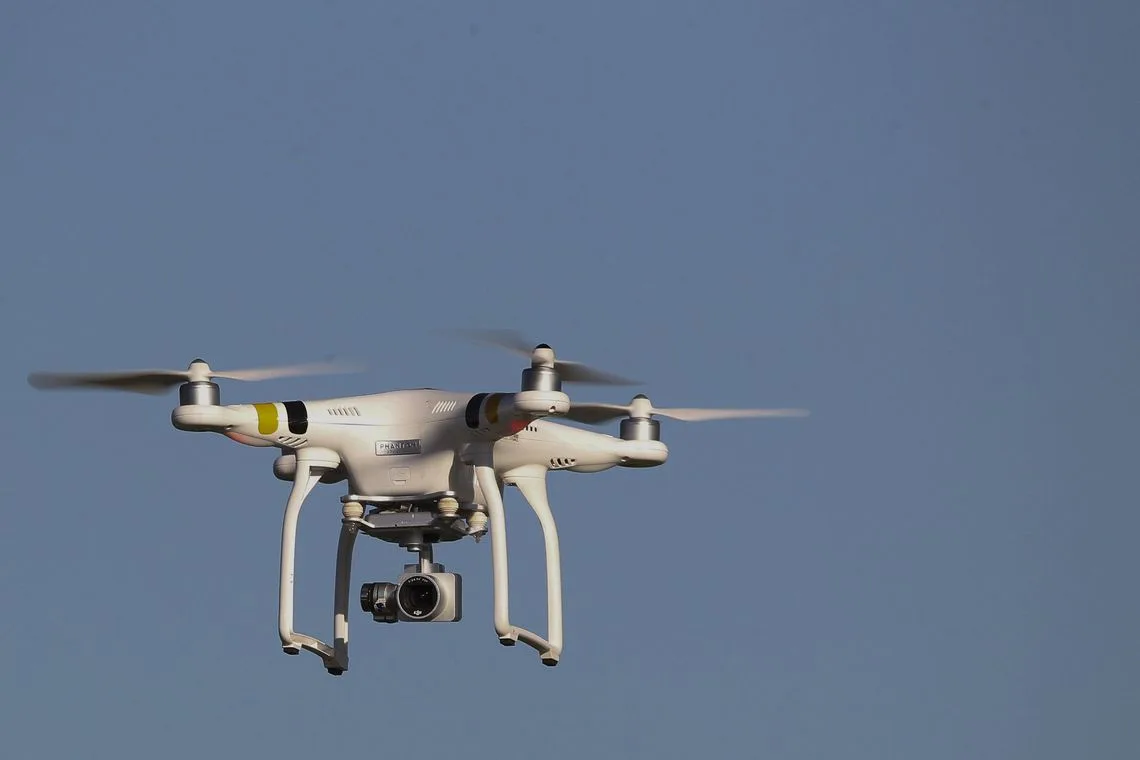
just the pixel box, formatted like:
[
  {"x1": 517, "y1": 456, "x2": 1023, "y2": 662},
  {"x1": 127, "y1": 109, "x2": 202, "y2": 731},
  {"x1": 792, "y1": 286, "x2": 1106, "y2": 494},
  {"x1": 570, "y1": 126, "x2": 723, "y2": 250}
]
[{"x1": 2, "y1": 2, "x2": 1137, "y2": 758}]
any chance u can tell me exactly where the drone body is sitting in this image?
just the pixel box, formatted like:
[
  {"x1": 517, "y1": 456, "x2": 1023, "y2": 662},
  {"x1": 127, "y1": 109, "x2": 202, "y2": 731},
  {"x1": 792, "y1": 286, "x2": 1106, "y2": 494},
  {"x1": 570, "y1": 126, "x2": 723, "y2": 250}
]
[
  {"x1": 29, "y1": 334, "x2": 805, "y2": 676},
  {"x1": 187, "y1": 387, "x2": 668, "y2": 499}
]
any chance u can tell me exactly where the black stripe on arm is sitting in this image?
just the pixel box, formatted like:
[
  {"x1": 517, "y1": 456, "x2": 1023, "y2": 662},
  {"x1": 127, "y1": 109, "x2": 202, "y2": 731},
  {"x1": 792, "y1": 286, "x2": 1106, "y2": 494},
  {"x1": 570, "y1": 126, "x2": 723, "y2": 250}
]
[
  {"x1": 283, "y1": 400, "x2": 308, "y2": 435},
  {"x1": 465, "y1": 393, "x2": 488, "y2": 429}
]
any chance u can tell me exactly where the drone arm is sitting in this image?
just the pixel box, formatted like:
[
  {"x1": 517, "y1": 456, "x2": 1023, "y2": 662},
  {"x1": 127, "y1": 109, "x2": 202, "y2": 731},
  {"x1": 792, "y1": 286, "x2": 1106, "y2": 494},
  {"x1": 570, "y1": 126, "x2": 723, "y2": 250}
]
[
  {"x1": 474, "y1": 459, "x2": 562, "y2": 665},
  {"x1": 466, "y1": 391, "x2": 571, "y2": 438},
  {"x1": 171, "y1": 404, "x2": 251, "y2": 432}
]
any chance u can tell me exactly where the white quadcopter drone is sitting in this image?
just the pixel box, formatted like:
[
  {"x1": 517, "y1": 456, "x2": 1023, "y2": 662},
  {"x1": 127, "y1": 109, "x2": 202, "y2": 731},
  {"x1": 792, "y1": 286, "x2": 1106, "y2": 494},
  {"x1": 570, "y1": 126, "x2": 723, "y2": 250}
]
[{"x1": 28, "y1": 330, "x2": 807, "y2": 676}]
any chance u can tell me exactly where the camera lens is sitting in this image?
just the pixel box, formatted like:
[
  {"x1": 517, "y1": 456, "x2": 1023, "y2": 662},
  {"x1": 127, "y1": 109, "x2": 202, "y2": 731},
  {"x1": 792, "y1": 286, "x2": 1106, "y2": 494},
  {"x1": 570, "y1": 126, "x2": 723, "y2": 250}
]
[
  {"x1": 397, "y1": 575, "x2": 440, "y2": 619},
  {"x1": 359, "y1": 583, "x2": 376, "y2": 613},
  {"x1": 359, "y1": 582, "x2": 398, "y2": 623}
]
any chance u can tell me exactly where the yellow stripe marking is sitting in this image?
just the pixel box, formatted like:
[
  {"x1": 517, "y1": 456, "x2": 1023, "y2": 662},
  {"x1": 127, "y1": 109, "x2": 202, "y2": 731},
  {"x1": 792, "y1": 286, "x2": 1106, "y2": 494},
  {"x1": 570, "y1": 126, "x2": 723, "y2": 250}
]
[
  {"x1": 254, "y1": 402, "x2": 278, "y2": 435},
  {"x1": 485, "y1": 393, "x2": 503, "y2": 424}
]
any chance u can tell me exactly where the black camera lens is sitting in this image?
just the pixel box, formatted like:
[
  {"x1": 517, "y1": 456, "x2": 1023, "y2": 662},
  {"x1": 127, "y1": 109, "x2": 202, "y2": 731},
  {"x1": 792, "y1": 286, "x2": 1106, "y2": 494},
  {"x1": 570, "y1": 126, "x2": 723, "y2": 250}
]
[
  {"x1": 359, "y1": 582, "x2": 398, "y2": 623},
  {"x1": 397, "y1": 575, "x2": 440, "y2": 619},
  {"x1": 359, "y1": 584, "x2": 376, "y2": 613}
]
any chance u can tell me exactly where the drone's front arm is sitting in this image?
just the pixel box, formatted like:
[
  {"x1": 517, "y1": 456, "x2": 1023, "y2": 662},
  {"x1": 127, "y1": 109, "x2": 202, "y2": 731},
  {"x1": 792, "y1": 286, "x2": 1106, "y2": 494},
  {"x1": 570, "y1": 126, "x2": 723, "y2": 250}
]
[
  {"x1": 464, "y1": 390, "x2": 570, "y2": 438},
  {"x1": 171, "y1": 403, "x2": 253, "y2": 432}
]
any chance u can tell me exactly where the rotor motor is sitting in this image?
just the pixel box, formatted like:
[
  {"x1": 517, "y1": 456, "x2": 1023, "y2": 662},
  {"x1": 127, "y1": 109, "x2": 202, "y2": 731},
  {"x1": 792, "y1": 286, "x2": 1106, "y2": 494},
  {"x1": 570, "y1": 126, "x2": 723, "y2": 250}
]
[
  {"x1": 520, "y1": 344, "x2": 563, "y2": 392},
  {"x1": 618, "y1": 394, "x2": 661, "y2": 441},
  {"x1": 179, "y1": 380, "x2": 220, "y2": 406},
  {"x1": 619, "y1": 416, "x2": 661, "y2": 441},
  {"x1": 521, "y1": 365, "x2": 562, "y2": 392}
]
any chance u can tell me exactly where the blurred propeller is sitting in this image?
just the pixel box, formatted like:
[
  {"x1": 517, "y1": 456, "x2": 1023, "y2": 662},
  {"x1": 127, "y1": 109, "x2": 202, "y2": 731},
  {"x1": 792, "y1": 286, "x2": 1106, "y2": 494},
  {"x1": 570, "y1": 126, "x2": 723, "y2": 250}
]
[
  {"x1": 565, "y1": 394, "x2": 809, "y2": 425},
  {"x1": 443, "y1": 328, "x2": 640, "y2": 386},
  {"x1": 27, "y1": 358, "x2": 362, "y2": 395}
]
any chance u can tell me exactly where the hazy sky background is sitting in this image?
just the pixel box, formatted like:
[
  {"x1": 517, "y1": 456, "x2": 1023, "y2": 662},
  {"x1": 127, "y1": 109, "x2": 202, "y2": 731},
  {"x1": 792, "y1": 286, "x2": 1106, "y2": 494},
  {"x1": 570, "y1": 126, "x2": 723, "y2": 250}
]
[{"x1": 2, "y1": 2, "x2": 1137, "y2": 758}]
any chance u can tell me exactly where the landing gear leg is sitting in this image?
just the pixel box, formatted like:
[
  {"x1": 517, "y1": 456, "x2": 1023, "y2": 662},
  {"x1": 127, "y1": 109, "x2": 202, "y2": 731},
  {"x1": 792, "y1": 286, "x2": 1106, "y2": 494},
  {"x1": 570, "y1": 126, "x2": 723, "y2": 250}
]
[
  {"x1": 275, "y1": 447, "x2": 352, "y2": 674},
  {"x1": 474, "y1": 461, "x2": 563, "y2": 665}
]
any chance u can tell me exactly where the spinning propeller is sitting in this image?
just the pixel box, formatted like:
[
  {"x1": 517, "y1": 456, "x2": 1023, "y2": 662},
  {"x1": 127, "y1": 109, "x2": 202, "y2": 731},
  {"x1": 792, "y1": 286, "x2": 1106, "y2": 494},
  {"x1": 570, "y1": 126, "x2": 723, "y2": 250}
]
[
  {"x1": 446, "y1": 329, "x2": 640, "y2": 386},
  {"x1": 27, "y1": 358, "x2": 361, "y2": 395},
  {"x1": 566, "y1": 394, "x2": 809, "y2": 425}
]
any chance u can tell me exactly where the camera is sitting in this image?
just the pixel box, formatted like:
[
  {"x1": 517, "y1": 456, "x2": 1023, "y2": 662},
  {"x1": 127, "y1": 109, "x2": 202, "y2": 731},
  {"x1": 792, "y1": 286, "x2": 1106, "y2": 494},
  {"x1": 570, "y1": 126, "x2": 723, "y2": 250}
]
[{"x1": 360, "y1": 564, "x2": 462, "y2": 623}]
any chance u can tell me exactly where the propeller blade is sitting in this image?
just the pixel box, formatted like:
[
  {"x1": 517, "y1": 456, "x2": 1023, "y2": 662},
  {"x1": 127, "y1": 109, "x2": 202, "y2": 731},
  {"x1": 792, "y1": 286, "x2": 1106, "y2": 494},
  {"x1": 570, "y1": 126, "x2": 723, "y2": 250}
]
[
  {"x1": 562, "y1": 403, "x2": 632, "y2": 425},
  {"x1": 446, "y1": 328, "x2": 536, "y2": 357},
  {"x1": 212, "y1": 360, "x2": 363, "y2": 382},
  {"x1": 553, "y1": 360, "x2": 640, "y2": 386},
  {"x1": 27, "y1": 370, "x2": 190, "y2": 395},
  {"x1": 28, "y1": 358, "x2": 362, "y2": 395},
  {"x1": 565, "y1": 399, "x2": 809, "y2": 425},
  {"x1": 443, "y1": 328, "x2": 640, "y2": 386},
  {"x1": 652, "y1": 407, "x2": 810, "y2": 422}
]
